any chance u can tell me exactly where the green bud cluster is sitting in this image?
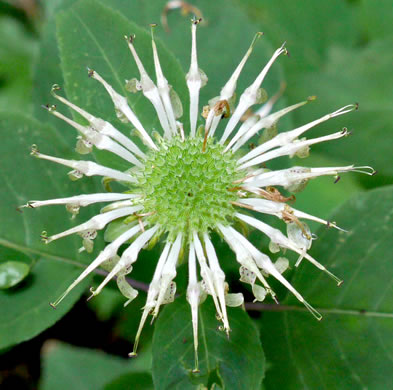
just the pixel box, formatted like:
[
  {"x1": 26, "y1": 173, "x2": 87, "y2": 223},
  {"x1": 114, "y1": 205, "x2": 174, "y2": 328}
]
[{"x1": 136, "y1": 136, "x2": 241, "y2": 240}]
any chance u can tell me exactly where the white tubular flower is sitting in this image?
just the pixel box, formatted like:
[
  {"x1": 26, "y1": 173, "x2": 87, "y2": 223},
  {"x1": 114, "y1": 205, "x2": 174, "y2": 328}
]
[
  {"x1": 126, "y1": 34, "x2": 172, "y2": 138},
  {"x1": 186, "y1": 242, "x2": 201, "y2": 372},
  {"x1": 225, "y1": 98, "x2": 310, "y2": 152},
  {"x1": 205, "y1": 32, "x2": 263, "y2": 138},
  {"x1": 186, "y1": 18, "x2": 207, "y2": 137},
  {"x1": 220, "y1": 43, "x2": 288, "y2": 144},
  {"x1": 26, "y1": 20, "x2": 374, "y2": 366}
]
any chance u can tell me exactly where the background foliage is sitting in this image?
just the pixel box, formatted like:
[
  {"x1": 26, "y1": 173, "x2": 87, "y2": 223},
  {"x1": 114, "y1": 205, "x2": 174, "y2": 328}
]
[{"x1": 0, "y1": 0, "x2": 392, "y2": 389}]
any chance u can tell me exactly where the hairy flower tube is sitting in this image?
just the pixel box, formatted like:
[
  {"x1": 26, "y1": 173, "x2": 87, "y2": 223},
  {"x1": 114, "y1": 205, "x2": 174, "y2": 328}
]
[{"x1": 23, "y1": 19, "x2": 375, "y2": 371}]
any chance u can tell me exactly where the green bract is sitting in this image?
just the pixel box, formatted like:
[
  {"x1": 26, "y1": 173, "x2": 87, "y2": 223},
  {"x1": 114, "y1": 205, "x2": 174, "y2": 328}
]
[{"x1": 138, "y1": 135, "x2": 241, "y2": 240}]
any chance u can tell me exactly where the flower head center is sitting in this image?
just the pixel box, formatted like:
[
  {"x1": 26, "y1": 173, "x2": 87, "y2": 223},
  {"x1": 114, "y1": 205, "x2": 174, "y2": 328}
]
[{"x1": 138, "y1": 136, "x2": 240, "y2": 239}]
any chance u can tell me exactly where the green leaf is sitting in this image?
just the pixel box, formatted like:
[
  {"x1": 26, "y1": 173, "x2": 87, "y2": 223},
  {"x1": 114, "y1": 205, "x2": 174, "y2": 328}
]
[
  {"x1": 233, "y1": 0, "x2": 359, "y2": 73},
  {"x1": 152, "y1": 297, "x2": 265, "y2": 390},
  {"x1": 260, "y1": 186, "x2": 393, "y2": 389},
  {"x1": 0, "y1": 16, "x2": 37, "y2": 112},
  {"x1": 32, "y1": 0, "x2": 78, "y2": 131},
  {"x1": 55, "y1": 0, "x2": 187, "y2": 170},
  {"x1": 0, "y1": 260, "x2": 30, "y2": 289},
  {"x1": 104, "y1": 372, "x2": 154, "y2": 390},
  {"x1": 357, "y1": 0, "x2": 393, "y2": 41},
  {"x1": 0, "y1": 113, "x2": 98, "y2": 349},
  {"x1": 40, "y1": 341, "x2": 141, "y2": 390},
  {"x1": 278, "y1": 39, "x2": 393, "y2": 185}
]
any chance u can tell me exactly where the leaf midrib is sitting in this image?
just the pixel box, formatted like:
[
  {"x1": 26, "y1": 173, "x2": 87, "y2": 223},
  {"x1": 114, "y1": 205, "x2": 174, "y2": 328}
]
[{"x1": 0, "y1": 238, "x2": 86, "y2": 269}]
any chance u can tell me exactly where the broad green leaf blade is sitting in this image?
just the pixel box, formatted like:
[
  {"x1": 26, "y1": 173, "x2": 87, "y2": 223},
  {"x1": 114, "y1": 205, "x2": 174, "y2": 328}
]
[
  {"x1": 32, "y1": 0, "x2": 79, "y2": 132},
  {"x1": 279, "y1": 39, "x2": 393, "y2": 185},
  {"x1": 104, "y1": 372, "x2": 154, "y2": 390},
  {"x1": 0, "y1": 251, "x2": 88, "y2": 350},
  {"x1": 357, "y1": 0, "x2": 393, "y2": 41},
  {"x1": 260, "y1": 186, "x2": 393, "y2": 390},
  {"x1": 152, "y1": 297, "x2": 265, "y2": 390},
  {"x1": 40, "y1": 341, "x2": 140, "y2": 390},
  {"x1": 0, "y1": 16, "x2": 37, "y2": 112},
  {"x1": 233, "y1": 0, "x2": 358, "y2": 74},
  {"x1": 0, "y1": 113, "x2": 98, "y2": 349},
  {"x1": 0, "y1": 260, "x2": 30, "y2": 289},
  {"x1": 56, "y1": 0, "x2": 187, "y2": 170}
]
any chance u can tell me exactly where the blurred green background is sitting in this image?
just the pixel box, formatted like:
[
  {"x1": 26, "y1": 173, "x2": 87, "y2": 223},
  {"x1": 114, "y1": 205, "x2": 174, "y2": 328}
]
[{"x1": 0, "y1": 0, "x2": 392, "y2": 389}]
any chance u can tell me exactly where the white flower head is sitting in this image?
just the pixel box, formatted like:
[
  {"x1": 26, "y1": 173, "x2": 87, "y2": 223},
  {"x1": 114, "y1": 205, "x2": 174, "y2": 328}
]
[{"x1": 24, "y1": 19, "x2": 375, "y2": 372}]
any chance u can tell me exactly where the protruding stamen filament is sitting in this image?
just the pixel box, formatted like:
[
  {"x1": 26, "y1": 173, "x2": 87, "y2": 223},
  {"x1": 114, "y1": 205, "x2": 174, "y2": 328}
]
[
  {"x1": 303, "y1": 301, "x2": 323, "y2": 321},
  {"x1": 351, "y1": 166, "x2": 376, "y2": 175}
]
